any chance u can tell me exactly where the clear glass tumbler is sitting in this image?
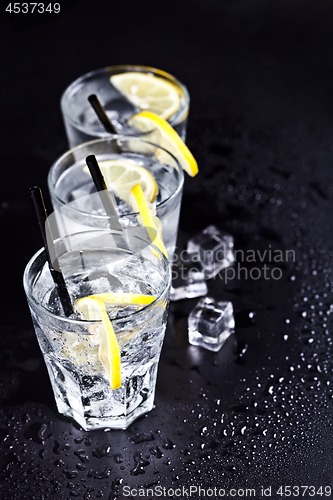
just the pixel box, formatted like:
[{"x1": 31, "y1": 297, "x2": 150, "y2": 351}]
[
  {"x1": 61, "y1": 65, "x2": 190, "y2": 147},
  {"x1": 48, "y1": 136, "x2": 184, "y2": 259},
  {"x1": 23, "y1": 230, "x2": 171, "y2": 430}
]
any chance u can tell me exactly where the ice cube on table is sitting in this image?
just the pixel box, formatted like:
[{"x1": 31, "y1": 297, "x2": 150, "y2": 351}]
[
  {"x1": 187, "y1": 225, "x2": 234, "y2": 279},
  {"x1": 170, "y1": 252, "x2": 208, "y2": 301},
  {"x1": 188, "y1": 296, "x2": 234, "y2": 352}
]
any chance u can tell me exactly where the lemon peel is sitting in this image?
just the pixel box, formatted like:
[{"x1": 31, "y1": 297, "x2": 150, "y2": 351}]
[
  {"x1": 128, "y1": 111, "x2": 198, "y2": 177},
  {"x1": 91, "y1": 293, "x2": 156, "y2": 306},
  {"x1": 130, "y1": 183, "x2": 168, "y2": 259}
]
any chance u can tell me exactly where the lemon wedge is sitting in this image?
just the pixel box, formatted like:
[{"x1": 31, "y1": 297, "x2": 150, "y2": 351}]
[
  {"x1": 82, "y1": 159, "x2": 158, "y2": 206},
  {"x1": 129, "y1": 183, "x2": 168, "y2": 259},
  {"x1": 110, "y1": 72, "x2": 180, "y2": 120},
  {"x1": 128, "y1": 111, "x2": 198, "y2": 177},
  {"x1": 92, "y1": 293, "x2": 156, "y2": 306},
  {"x1": 74, "y1": 296, "x2": 121, "y2": 390}
]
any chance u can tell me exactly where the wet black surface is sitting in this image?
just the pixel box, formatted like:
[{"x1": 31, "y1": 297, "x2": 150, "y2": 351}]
[{"x1": 2, "y1": 0, "x2": 333, "y2": 498}]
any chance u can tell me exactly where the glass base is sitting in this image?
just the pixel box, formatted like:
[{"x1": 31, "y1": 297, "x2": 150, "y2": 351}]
[
  {"x1": 59, "y1": 391, "x2": 155, "y2": 431},
  {"x1": 45, "y1": 356, "x2": 159, "y2": 431}
]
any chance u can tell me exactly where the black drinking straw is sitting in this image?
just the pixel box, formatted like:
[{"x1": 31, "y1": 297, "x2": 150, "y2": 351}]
[
  {"x1": 30, "y1": 187, "x2": 74, "y2": 317},
  {"x1": 88, "y1": 94, "x2": 118, "y2": 134},
  {"x1": 85, "y1": 154, "x2": 123, "y2": 232}
]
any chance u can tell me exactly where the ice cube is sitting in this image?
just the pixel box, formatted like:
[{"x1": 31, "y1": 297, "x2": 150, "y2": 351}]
[
  {"x1": 170, "y1": 252, "x2": 208, "y2": 301},
  {"x1": 188, "y1": 296, "x2": 234, "y2": 352},
  {"x1": 187, "y1": 225, "x2": 234, "y2": 279}
]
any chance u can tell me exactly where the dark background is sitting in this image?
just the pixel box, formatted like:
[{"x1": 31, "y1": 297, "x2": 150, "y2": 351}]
[{"x1": 1, "y1": 0, "x2": 333, "y2": 498}]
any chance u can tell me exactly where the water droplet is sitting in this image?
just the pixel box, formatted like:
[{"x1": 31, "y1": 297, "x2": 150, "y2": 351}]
[
  {"x1": 53, "y1": 441, "x2": 71, "y2": 454},
  {"x1": 64, "y1": 469, "x2": 78, "y2": 479},
  {"x1": 130, "y1": 452, "x2": 150, "y2": 476},
  {"x1": 131, "y1": 432, "x2": 155, "y2": 444},
  {"x1": 74, "y1": 436, "x2": 92, "y2": 446},
  {"x1": 112, "y1": 453, "x2": 123, "y2": 464},
  {"x1": 149, "y1": 446, "x2": 163, "y2": 458},
  {"x1": 87, "y1": 468, "x2": 112, "y2": 479},
  {"x1": 92, "y1": 445, "x2": 111, "y2": 458},
  {"x1": 74, "y1": 449, "x2": 90, "y2": 463},
  {"x1": 162, "y1": 438, "x2": 175, "y2": 449},
  {"x1": 24, "y1": 423, "x2": 50, "y2": 445}
]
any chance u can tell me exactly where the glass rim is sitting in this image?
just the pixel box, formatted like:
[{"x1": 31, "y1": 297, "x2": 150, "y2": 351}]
[
  {"x1": 23, "y1": 229, "x2": 171, "y2": 328},
  {"x1": 47, "y1": 135, "x2": 185, "y2": 221},
  {"x1": 60, "y1": 64, "x2": 190, "y2": 130}
]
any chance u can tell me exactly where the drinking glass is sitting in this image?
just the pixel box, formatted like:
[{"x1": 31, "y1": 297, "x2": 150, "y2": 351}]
[
  {"x1": 23, "y1": 230, "x2": 171, "y2": 430},
  {"x1": 61, "y1": 65, "x2": 190, "y2": 147},
  {"x1": 48, "y1": 136, "x2": 184, "y2": 259}
]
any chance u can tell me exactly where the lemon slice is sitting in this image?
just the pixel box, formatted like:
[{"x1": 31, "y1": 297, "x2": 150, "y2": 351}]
[
  {"x1": 128, "y1": 111, "x2": 198, "y2": 177},
  {"x1": 92, "y1": 293, "x2": 156, "y2": 306},
  {"x1": 74, "y1": 296, "x2": 121, "y2": 390},
  {"x1": 110, "y1": 72, "x2": 180, "y2": 120},
  {"x1": 82, "y1": 159, "x2": 158, "y2": 207},
  {"x1": 129, "y1": 183, "x2": 168, "y2": 259}
]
